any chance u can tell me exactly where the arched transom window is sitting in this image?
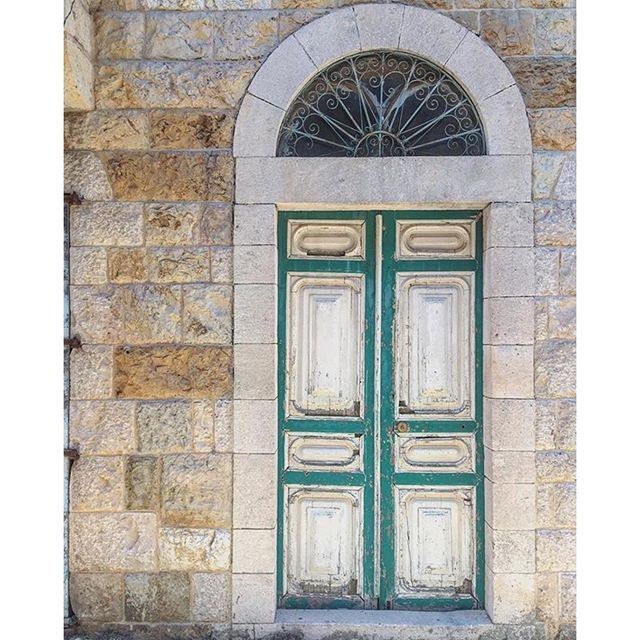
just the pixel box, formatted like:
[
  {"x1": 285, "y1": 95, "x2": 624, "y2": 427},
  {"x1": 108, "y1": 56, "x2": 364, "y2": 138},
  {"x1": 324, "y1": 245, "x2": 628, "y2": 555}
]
[{"x1": 277, "y1": 49, "x2": 486, "y2": 158}]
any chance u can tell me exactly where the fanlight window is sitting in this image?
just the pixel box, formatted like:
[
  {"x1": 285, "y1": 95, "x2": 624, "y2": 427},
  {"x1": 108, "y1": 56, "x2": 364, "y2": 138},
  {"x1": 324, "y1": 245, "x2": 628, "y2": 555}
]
[{"x1": 277, "y1": 50, "x2": 486, "y2": 158}]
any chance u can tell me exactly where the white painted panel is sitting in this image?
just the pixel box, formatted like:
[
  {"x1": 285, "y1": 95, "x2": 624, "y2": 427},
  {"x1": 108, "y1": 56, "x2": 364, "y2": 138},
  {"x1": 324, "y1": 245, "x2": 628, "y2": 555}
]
[
  {"x1": 396, "y1": 487, "x2": 474, "y2": 594},
  {"x1": 289, "y1": 220, "x2": 365, "y2": 259},
  {"x1": 286, "y1": 433, "x2": 362, "y2": 472},
  {"x1": 287, "y1": 274, "x2": 364, "y2": 417},
  {"x1": 395, "y1": 434, "x2": 474, "y2": 473},
  {"x1": 286, "y1": 487, "x2": 362, "y2": 596},
  {"x1": 396, "y1": 220, "x2": 474, "y2": 259},
  {"x1": 395, "y1": 273, "x2": 473, "y2": 419}
]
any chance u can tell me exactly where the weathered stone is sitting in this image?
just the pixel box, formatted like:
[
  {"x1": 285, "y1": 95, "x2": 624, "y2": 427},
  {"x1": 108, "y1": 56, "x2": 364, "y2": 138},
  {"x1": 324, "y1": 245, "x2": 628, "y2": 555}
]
[
  {"x1": 69, "y1": 573, "x2": 124, "y2": 622},
  {"x1": 536, "y1": 529, "x2": 575, "y2": 572},
  {"x1": 191, "y1": 400, "x2": 215, "y2": 452},
  {"x1": 559, "y1": 248, "x2": 576, "y2": 295},
  {"x1": 89, "y1": 1, "x2": 141, "y2": 9},
  {"x1": 557, "y1": 400, "x2": 576, "y2": 450},
  {"x1": 124, "y1": 572, "x2": 190, "y2": 622},
  {"x1": 214, "y1": 399, "x2": 233, "y2": 453},
  {"x1": 104, "y1": 152, "x2": 234, "y2": 201},
  {"x1": 530, "y1": 109, "x2": 576, "y2": 151},
  {"x1": 547, "y1": 297, "x2": 575, "y2": 340},
  {"x1": 535, "y1": 399, "x2": 575, "y2": 452},
  {"x1": 444, "y1": 10, "x2": 479, "y2": 34},
  {"x1": 479, "y1": 10, "x2": 535, "y2": 56},
  {"x1": 534, "y1": 201, "x2": 576, "y2": 246},
  {"x1": 537, "y1": 450, "x2": 576, "y2": 483},
  {"x1": 159, "y1": 527, "x2": 230, "y2": 571},
  {"x1": 71, "y1": 247, "x2": 108, "y2": 285},
  {"x1": 183, "y1": 284, "x2": 232, "y2": 345},
  {"x1": 161, "y1": 453, "x2": 232, "y2": 527},
  {"x1": 535, "y1": 573, "x2": 559, "y2": 628},
  {"x1": 71, "y1": 202, "x2": 144, "y2": 246},
  {"x1": 533, "y1": 152, "x2": 564, "y2": 200},
  {"x1": 65, "y1": 0, "x2": 94, "y2": 54},
  {"x1": 232, "y1": 573, "x2": 276, "y2": 624},
  {"x1": 70, "y1": 345, "x2": 113, "y2": 399},
  {"x1": 71, "y1": 456, "x2": 125, "y2": 512},
  {"x1": 145, "y1": 12, "x2": 213, "y2": 60},
  {"x1": 486, "y1": 527, "x2": 535, "y2": 574},
  {"x1": 69, "y1": 512, "x2": 157, "y2": 571},
  {"x1": 484, "y1": 345, "x2": 534, "y2": 399},
  {"x1": 278, "y1": 9, "x2": 330, "y2": 40},
  {"x1": 211, "y1": 247, "x2": 233, "y2": 283},
  {"x1": 65, "y1": 33, "x2": 94, "y2": 111},
  {"x1": 95, "y1": 12, "x2": 145, "y2": 59},
  {"x1": 125, "y1": 455, "x2": 160, "y2": 510},
  {"x1": 65, "y1": 152, "x2": 113, "y2": 200},
  {"x1": 114, "y1": 345, "x2": 232, "y2": 399},
  {"x1": 232, "y1": 529, "x2": 275, "y2": 573},
  {"x1": 69, "y1": 400, "x2": 136, "y2": 454},
  {"x1": 200, "y1": 205, "x2": 233, "y2": 245},
  {"x1": 96, "y1": 61, "x2": 258, "y2": 109},
  {"x1": 519, "y1": 0, "x2": 574, "y2": 7},
  {"x1": 149, "y1": 110, "x2": 233, "y2": 149},
  {"x1": 560, "y1": 573, "x2": 576, "y2": 624},
  {"x1": 535, "y1": 339, "x2": 575, "y2": 398},
  {"x1": 537, "y1": 482, "x2": 575, "y2": 528},
  {"x1": 141, "y1": 0, "x2": 204, "y2": 8},
  {"x1": 456, "y1": 0, "x2": 511, "y2": 7},
  {"x1": 535, "y1": 10, "x2": 575, "y2": 55},
  {"x1": 122, "y1": 284, "x2": 182, "y2": 343},
  {"x1": 145, "y1": 203, "x2": 202, "y2": 246},
  {"x1": 534, "y1": 248, "x2": 559, "y2": 296},
  {"x1": 534, "y1": 297, "x2": 548, "y2": 341},
  {"x1": 192, "y1": 573, "x2": 230, "y2": 622},
  {"x1": 506, "y1": 57, "x2": 575, "y2": 108},
  {"x1": 148, "y1": 248, "x2": 210, "y2": 283},
  {"x1": 211, "y1": 11, "x2": 278, "y2": 61},
  {"x1": 65, "y1": 111, "x2": 148, "y2": 150},
  {"x1": 108, "y1": 248, "x2": 148, "y2": 283},
  {"x1": 71, "y1": 285, "x2": 124, "y2": 344},
  {"x1": 554, "y1": 153, "x2": 576, "y2": 200}
]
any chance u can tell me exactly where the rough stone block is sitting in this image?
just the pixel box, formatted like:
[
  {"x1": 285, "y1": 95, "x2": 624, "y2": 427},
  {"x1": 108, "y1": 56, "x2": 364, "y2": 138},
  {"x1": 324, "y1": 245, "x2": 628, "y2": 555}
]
[
  {"x1": 486, "y1": 450, "x2": 535, "y2": 484},
  {"x1": 70, "y1": 400, "x2": 136, "y2": 454},
  {"x1": 159, "y1": 527, "x2": 230, "y2": 571},
  {"x1": 108, "y1": 248, "x2": 148, "y2": 283},
  {"x1": 70, "y1": 247, "x2": 109, "y2": 285},
  {"x1": 150, "y1": 110, "x2": 233, "y2": 150},
  {"x1": 214, "y1": 399, "x2": 233, "y2": 453},
  {"x1": 534, "y1": 201, "x2": 576, "y2": 246},
  {"x1": 484, "y1": 202, "x2": 534, "y2": 249},
  {"x1": 145, "y1": 12, "x2": 213, "y2": 60},
  {"x1": 534, "y1": 248, "x2": 559, "y2": 296},
  {"x1": 559, "y1": 248, "x2": 576, "y2": 295},
  {"x1": 234, "y1": 285, "x2": 276, "y2": 344},
  {"x1": 233, "y1": 529, "x2": 276, "y2": 574},
  {"x1": 277, "y1": 8, "x2": 330, "y2": 41},
  {"x1": 233, "y1": 400, "x2": 277, "y2": 454},
  {"x1": 183, "y1": 284, "x2": 232, "y2": 345},
  {"x1": 147, "y1": 248, "x2": 210, "y2": 283},
  {"x1": 125, "y1": 455, "x2": 160, "y2": 510},
  {"x1": 69, "y1": 573, "x2": 124, "y2": 622},
  {"x1": 122, "y1": 285, "x2": 182, "y2": 343},
  {"x1": 505, "y1": 57, "x2": 575, "y2": 108},
  {"x1": 232, "y1": 574, "x2": 276, "y2": 624},
  {"x1": 484, "y1": 398, "x2": 535, "y2": 451},
  {"x1": 547, "y1": 297, "x2": 575, "y2": 340},
  {"x1": 537, "y1": 482, "x2": 575, "y2": 529},
  {"x1": 484, "y1": 345, "x2": 534, "y2": 399},
  {"x1": 533, "y1": 152, "x2": 564, "y2": 200},
  {"x1": 161, "y1": 453, "x2": 232, "y2": 528},
  {"x1": 536, "y1": 572, "x2": 559, "y2": 628},
  {"x1": 211, "y1": 247, "x2": 233, "y2": 283},
  {"x1": 486, "y1": 527, "x2": 535, "y2": 574},
  {"x1": 65, "y1": 110, "x2": 149, "y2": 150},
  {"x1": 484, "y1": 297, "x2": 534, "y2": 345},
  {"x1": 536, "y1": 450, "x2": 576, "y2": 484},
  {"x1": 530, "y1": 108, "x2": 576, "y2": 151},
  {"x1": 535, "y1": 340, "x2": 575, "y2": 399},
  {"x1": 136, "y1": 400, "x2": 203, "y2": 453},
  {"x1": 486, "y1": 570, "x2": 536, "y2": 624},
  {"x1": 192, "y1": 573, "x2": 231, "y2": 622},
  {"x1": 479, "y1": 9, "x2": 535, "y2": 56},
  {"x1": 71, "y1": 286, "x2": 124, "y2": 344},
  {"x1": 486, "y1": 480, "x2": 536, "y2": 530},
  {"x1": 65, "y1": 0, "x2": 94, "y2": 56},
  {"x1": 560, "y1": 573, "x2": 576, "y2": 624},
  {"x1": 65, "y1": 35, "x2": 94, "y2": 111},
  {"x1": 114, "y1": 345, "x2": 232, "y2": 399},
  {"x1": 234, "y1": 344, "x2": 277, "y2": 400},
  {"x1": 211, "y1": 11, "x2": 278, "y2": 61},
  {"x1": 65, "y1": 152, "x2": 112, "y2": 200},
  {"x1": 69, "y1": 512, "x2": 157, "y2": 571},
  {"x1": 124, "y1": 572, "x2": 190, "y2": 622},
  {"x1": 233, "y1": 454, "x2": 276, "y2": 529},
  {"x1": 95, "y1": 11, "x2": 145, "y2": 59},
  {"x1": 70, "y1": 345, "x2": 113, "y2": 400},
  {"x1": 535, "y1": 10, "x2": 575, "y2": 55},
  {"x1": 71, "y1": 202, "x2": 144, "y2": 246},
  {"x1": 199, "y1": 204, "x2": 233, "y2": 245},
  {"x1": 234, "y1": 205, "x2": 276, "y2": 246},
  {"x1": 70, "y1": 456, "x2": 125, "y2": 511},
  {"x1": 536, "y1": 529, "x2": 576, "y2": 572},
  {"x1": 535, "y1": 399, "x2": 577, "y2": 451}
]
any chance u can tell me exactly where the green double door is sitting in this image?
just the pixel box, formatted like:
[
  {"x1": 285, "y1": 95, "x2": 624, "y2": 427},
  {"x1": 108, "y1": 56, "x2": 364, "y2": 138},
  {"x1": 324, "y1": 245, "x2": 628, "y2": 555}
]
[{"x1": 277, "y1": 210, "x2": 484, "y2": 611}]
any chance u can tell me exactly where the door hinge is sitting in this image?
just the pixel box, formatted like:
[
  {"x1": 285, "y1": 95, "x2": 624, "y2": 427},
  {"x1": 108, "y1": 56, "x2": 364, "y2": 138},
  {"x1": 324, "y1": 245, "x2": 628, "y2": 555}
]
[{"x1": 64, "y1": 336, "x2": 82, "y2": 351}]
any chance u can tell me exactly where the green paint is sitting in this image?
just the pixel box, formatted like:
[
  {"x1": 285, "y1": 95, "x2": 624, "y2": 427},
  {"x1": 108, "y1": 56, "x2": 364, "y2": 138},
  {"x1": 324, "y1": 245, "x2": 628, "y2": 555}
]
[{"x1": 277, "y1": 210, "x2": 484, "y2": 611}]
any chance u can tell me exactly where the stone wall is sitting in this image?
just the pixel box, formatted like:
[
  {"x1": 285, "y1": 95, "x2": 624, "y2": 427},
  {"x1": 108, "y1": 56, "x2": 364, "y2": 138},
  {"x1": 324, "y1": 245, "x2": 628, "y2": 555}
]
[{"x1": 64, "y1": 1, "x2": 575, "y2": 638}]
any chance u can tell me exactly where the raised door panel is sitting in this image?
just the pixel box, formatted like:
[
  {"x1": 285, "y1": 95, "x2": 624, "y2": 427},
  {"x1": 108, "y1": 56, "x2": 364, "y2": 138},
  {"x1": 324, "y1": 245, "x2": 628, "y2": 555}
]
[
  {"x1": 286, "y1": 433, "x2": 362, "y2": 472},
  {"x1": 289, "y1": 220, "x2": 365, "y2": 259},
  {"x1": 394, "y1": 434, "x2": 474, "y2": 473},
  {"x1": 396, "y1": 221, "x2": 474, "y2": 259}
]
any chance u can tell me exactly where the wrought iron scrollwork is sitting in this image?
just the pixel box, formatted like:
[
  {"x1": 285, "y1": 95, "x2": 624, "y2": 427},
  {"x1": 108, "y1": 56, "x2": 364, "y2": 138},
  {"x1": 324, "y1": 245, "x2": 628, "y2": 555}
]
[{"x1": 277, "y1": 50, "x2": 486, "y2": 158}]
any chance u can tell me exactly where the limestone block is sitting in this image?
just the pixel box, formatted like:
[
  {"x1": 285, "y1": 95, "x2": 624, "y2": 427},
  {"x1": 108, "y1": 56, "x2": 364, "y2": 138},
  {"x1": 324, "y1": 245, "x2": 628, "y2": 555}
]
[
  {"x1": 484, "y1": 202, "x2": 533, "y2": 249},
  {"x1": 234, "y1": 285, "x2": 276, "y2": 344},
  {"x1": 536, "y1": 450, "x2": 576, "y2": 483},
  {"x1": 70, "y1": 400, "x2": 136, "y2": 454},
  {"x1": 534, "y1": 248, "x2": 559, "y2": 296},
  {"x1": 69, "y1": 512, "x2": 157, "y2": 571},
  {"x1": 211, "y1": 11, "x2": 278, "y2": 61},
  {"x1": 65, "y1": 0, "x2": 94, "y2": 56},
  {"x1": 233, "y1": 400, "x2": 277, "y2": 454},
  {"x1": 234, "y1": 205, "x2": 276, "y2": 246},
  {"x1": 484, "y1": 345, "x2": 534, "y2": 399},
  {"x1": 144, "y1": 203, "x2": 202, "y2": 246},
  {"x1": 233, "y1": 95, "x2": 282, "y2": 158},
  {"x1": 535, "y1": 340, "x2": 575, "y2": 399},
  {"x1": 136, "y1": 400, "x2": 204, "y2": 453},
  {"x1": 457, "y1": 1, "x2": 511, "y2": 7},
  {"x1": 234, "y1": 246, "x2": 276, "y2": 284},
  {"x1": 200, "y1": 205, "x2": 233, "y2": 245},
  {"x1": 480, "y1": 9, "x2": 535, "y2": 56},
  {"x1": 90, "y1": 1, "x2": 141, "y2": 9},
  {"x1": 125, "y1": 455, "x2": 160, "y2": 510},
  {"x1": 486, "y1": 480, "x2": 536, "y2": 530},
  {"x1": 65, "y1": 36, "x2": 94, "y2": 111},
  {"x1": 94, "y1": 11, "x2": 144, "y2": 59},
  {"x1": 355, "y1": 4, "x2": 403, "y2": 49},
  {"x1": 560, "y1": 573, "x2": 576, "y2": 624},
  {"x1": 484, "y1": 298, "x2": 534, "y2": 346},
  {"x1": 65, "y1": 111, "x2": 149, "y2": 150},
  {"x1": 71, "y1": 202, "x2": 144, "y2": 247},
  {"x1": 159, "y1": 527, "x2": 231, "y2": 571},
  {"x1": 484, "y1": 248, "x2": 535, "y2": 297},
  {"x1": 147, "y1": 248, "x2": 210, "y2": 283},
  {"x1": 141, "y1": 1, "x2": 204, "y2": 8},
  {"x1": 486, "y1": 570, "x2": 535, "y2": 624},
  {"x1": 533, "y1": 152, "x2": 565, "y2": 200},
  {"x1": 96, "y1": 60, "x2": 258, "y2": 109},
  {"x1": 486, "y1": 450, "x2": 535, "y2": 484},
  {"x1": 124, "y1": 572, "x2": 190, "y2": 622},
  {"x1": 233, "y1": 454, "x2": 276, "y2": 529},
  {"x1": 69, "y1": 573, "x2": 124, "y2": 622},
  {"x1": 71, "y1": 286, "x2": 124, "y2": 344},
  {"x1": 547, "y1": 298, "x2": 575, "y2": 340},
  {"x1": 482, "y1": 84, "x2": 532, "y2": 156},
  {"x1": 145, "y1": 12, "x2": 213, "y2": 60},
  {"x1": 71, "y1": 247, "x2": 108, "y2": 285},
  {"x1": 530, "y1": 109, "x2": 576, "y2": 151},
  {"x1": 211, "y1": 247, "x2": 233, "y2": 283},
  {"x1": 232, "y1": 574, "x2": 276, "y2": 624},
  {"x1": 234, "y1": 344, "x2": 277, "y2": 400},
  {"x1": 233, "y1": 529, "x2": 276, "y2": 574},
  {"x1": 183, "y1": 284, "x2": 232, "y2": 345},
  {"x1": 537, "y1": 482, "x2": 575, "y2": 529},
  {"x1": 483, "y1": 398, "x2": 535, "y2": 451},
  {"x1": 113, "y1": 345, "x2": 232, "y2": 399},
  {"x1": 277, "y1": 9, "x2": 331, "y2": 41},
  {"x1": 554, "y1": 153, "x2": 575, "y2": 200},
  {"x1": 70, "y1": 456, "x2": 125, "y2": 511},
  {"x1": 486, "y1": 527, "x2": 535, "y2": 574},
  {"x1": 445, "y1": 10, "x2": 479, "y2": 34},
  {"x1": 505, "y1": 57, "x2": 575, "y2": 108},
  {"x1": 192, "y1": 573, "x2": 231, "y2": 622},
  {"x1": 559, "y1": 248, "x2": 576, "y2": 294},
  {"x1": 556, "y1": 400, "x2": 576, "y2": 450},
  {"x1": 122, "y1": 284, "x2": 182, "y2": 343},
  {"x1": 150, "y1": 110, "x2": 233, "y2": 150},
  {"x1": 536, "y1": 529, "x2": 576, "y2": 572},
  {"x1": 70, "y1": 345, "x2": 113, "y2": 400},
  {"x1": 108, "y1": 248, "x2": 148, "y2": 283},
  {"x1": 65, "y1": 152, "x2": 112, "y2": 200},
  {"x1": 214, "y1": 398, "x2": 233, "y2": 453},
  {"x1": 535, "y1": 10, "x2": 575, "y2": 55},
  {"x1": 161, "y1": 453, "x2": 232, "y2": 528},
  {"x1": 534, "y1": 201, "x2": 576, "y2": 246},
  {"x1": 536, "y1": 572, "x2": 559, "y2": 628},
  {"x1": 104, "y1": 152, "x2": 234, "y2": 201}
]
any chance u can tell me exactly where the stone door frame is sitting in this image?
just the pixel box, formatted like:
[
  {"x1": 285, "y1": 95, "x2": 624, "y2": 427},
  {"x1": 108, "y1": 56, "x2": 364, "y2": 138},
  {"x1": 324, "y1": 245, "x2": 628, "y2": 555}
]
[{"x1": 231, "y1": 3, "x2": 535, "y2": 629}]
